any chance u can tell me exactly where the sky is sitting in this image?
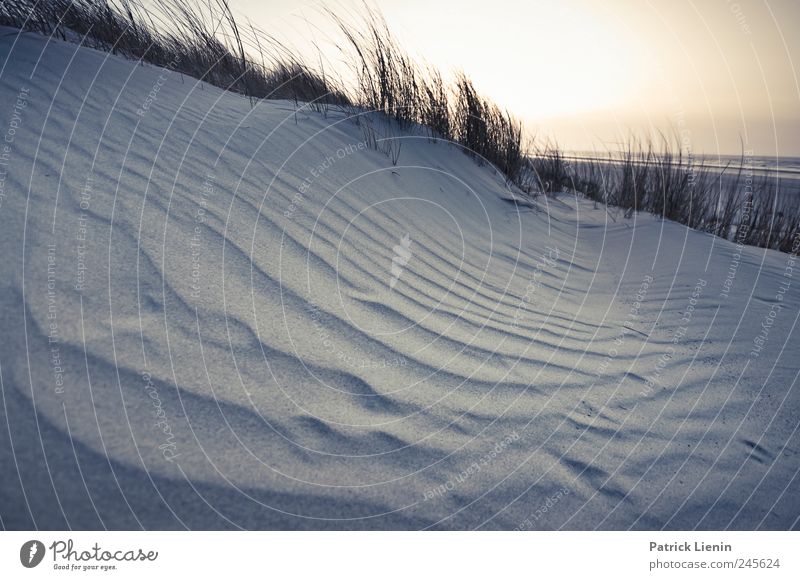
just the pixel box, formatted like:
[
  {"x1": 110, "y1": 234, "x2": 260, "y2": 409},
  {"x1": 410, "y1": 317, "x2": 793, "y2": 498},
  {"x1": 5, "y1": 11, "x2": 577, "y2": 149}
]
[{"x1": 230, "y1": 0, "x2": 800, "y2": 157}]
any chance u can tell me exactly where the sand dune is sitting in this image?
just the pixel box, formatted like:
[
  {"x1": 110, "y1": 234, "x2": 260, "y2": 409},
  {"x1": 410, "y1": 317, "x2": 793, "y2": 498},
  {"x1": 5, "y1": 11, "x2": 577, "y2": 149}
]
[{"x1": 1, "y1": 29, "x2": 798, "y2": 530}]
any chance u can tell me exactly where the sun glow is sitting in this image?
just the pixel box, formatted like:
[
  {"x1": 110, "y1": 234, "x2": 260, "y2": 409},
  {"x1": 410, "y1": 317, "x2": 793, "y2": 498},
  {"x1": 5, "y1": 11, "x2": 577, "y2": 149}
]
[
  {"x1": 234, "y1": 0, "x2": 799, "y2": 155},
  {"x1": 380, "y1": 0, "x2": 642, "y2": 120}
]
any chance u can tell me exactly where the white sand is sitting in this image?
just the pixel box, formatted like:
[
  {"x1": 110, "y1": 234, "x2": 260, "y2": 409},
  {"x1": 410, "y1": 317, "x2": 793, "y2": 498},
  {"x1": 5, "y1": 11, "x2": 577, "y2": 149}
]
[{"x1": 0, "y1": 30, "x2": 798, "y2": 530}]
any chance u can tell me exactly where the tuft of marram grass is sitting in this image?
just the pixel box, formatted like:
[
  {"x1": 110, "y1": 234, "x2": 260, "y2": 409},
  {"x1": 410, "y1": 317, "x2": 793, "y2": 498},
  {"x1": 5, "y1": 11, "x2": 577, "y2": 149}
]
[
  {"x1": 0, "y1": 0, "x2": 350, "y2": 106},
  {"x1": 529, "y1": 134, "x2": 799, "y2": 252}
]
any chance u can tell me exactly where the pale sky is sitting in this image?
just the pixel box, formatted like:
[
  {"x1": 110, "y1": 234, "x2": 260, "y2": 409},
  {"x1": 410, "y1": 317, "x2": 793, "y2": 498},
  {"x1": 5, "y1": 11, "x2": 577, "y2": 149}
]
[{"x1": 231, "y1": 0, "x2": 800, "y2": 157}]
